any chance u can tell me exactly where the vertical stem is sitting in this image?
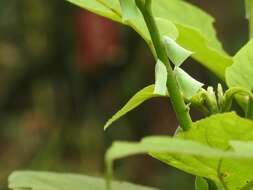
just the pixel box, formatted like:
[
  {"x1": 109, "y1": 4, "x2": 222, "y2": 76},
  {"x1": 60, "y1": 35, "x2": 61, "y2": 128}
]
[
  {"x1": 247, "y1": 0, "x2": 253, "y2": 38},
  {"x1": 136, "y1": 0, "x2": 192, "y2": 130},
  {"x1": 246, "y1": 98, "x2": 253, "y2": 119},
  {"x1": 246, "y1": 0, "x2": 253, "y2": 119}
]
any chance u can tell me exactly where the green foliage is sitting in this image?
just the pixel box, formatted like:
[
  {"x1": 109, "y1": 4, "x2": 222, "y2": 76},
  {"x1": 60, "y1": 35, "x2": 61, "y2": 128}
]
[
  {"x1": 105, "y1": 136, "x2": 231, "y2": 167},
  {"x1": 152, "y1": 112, "x2": 253, "y2": 189},
  {"x1": 8, "y1": 1, "x2": 253, "y2": 190},
  {"x1": 104, "y1": 64, "x2": 203, "y2": 130},
  {"x1": 104, "y1": 85, "x2": 168, "y2": 130},
  {"x1": 174, "y1": 67, "x2": 204, "y2": 99},
  {"x1": 8, "y1": 171, "x2": 158, "y2": 190},
  {"x1": 226, "y1": 39, "x2": 253, "y2": 114},
  {"x1": 163, "y1": 36, "x2": 193, "y2": 67},
  {"x1": 226, "y1": 39, "x2": 253, "y2": 91},
  {"x1": 66, "y1": 0, "x2": 232, "y2": 80},
  {"x1": 152, "y1": 0, "x2": 232, "y2": 79},
  {"x1": 105, "y1": 113, "x2": 253, "y2": 189},
  {"x1": 176, "y1": 25, "x2": 232, "y2": 80}
]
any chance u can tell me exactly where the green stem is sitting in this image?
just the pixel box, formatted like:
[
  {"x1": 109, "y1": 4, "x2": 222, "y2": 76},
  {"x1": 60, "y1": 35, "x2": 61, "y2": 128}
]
[
  {"x1": 247, "y1": 0, "x2": 253, "y2": 38},
  {"x1": 223, "y1": 87, "x2": 253, "y2": 113},
  {"x1": 136, "y1": 0, "x2": 192, "y2": 131},
  {"x1": 246, "y1": 99, "x2": 253, "y2": 119},
  {"x1": 106, "y1": 160, "x2": 113, "y2": 190},
  {"x1": 246, "y1": 0, "x2": 253, "y2": 119}
]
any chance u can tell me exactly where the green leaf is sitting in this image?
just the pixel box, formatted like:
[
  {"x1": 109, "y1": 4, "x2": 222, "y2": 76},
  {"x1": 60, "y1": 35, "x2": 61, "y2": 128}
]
[
  {"x1": 105, "y1": 131, "x2": 253, "y2": 189},
  {"x1": 230, "y1": 141, "x2": 253, "y2": 154},
  {"x1": 174, "y1": 67, "x2": 204, "y2": 99},
  {"x1": 104, "y1": 85, "x2": 169, "y2": 130},
  {"x1": 106, "y1": 137, "x2": 230, "y2": 164},
  {"x1": 226, "y1": 39, "x2": 253, "y2": 91},
  {"x1": 225, "y1": 39, "x2": 253, "y2": 112},
  {"x1": 154, "y1": 60, "x2": 168, "y2": 95},
  {"x1": 175, "y1": 24, "x2": 232, "y2": 80},
  {"x1": 151, "y1": 112, "x2": 253, "y2": 189},
  {"x1": 195, "y1": 176, "x2": 209, "y2": 190},
  {"x1": 105, "y1": 113, "x2": 253, "y2": 189},
  {"x1": 155, "y1": 18, "x2": 179, "y2": 40},
  {"x1": 105, "y1": 136, "x2": 235, "y2": 187},
  {"x1": 152, "y1": 0, "x2": 222, "y2": 52},
  {"x1": 152, "y1": 0, "x2": 233, "y2": 80},
  {"x1": 119, "y1": 0, "x2": 139, "y2": 21},
  {"x1": 8, "y1": 171, "x2": 158, "y2": 190},
  {"x1": 66, "y1": 0, "x2": 232, "y2": 80},
  {"x1": 163, "y1": 36, "x2": 193, "y2": 66}
]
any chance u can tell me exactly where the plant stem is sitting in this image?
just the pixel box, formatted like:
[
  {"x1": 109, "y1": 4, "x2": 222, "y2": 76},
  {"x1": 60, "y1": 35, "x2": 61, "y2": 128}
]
[
  {"x1": 246, "y1": 0, "x2": 253, "y2": 119},
  {"x1": 136, "y1": 0, "x2": 192, "y2": 130},
  {"x1": 247, "y1": 0, "x2": 253, "y2": 38},
  {"x1": 246, "y1": 99, "x2": 253, "y2": 119}
]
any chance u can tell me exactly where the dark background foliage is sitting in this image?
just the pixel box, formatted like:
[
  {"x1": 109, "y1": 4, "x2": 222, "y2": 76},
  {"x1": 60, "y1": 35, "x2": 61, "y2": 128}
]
[{"x1": 0, "y1": 0, "x2": 247, "y2": 189}]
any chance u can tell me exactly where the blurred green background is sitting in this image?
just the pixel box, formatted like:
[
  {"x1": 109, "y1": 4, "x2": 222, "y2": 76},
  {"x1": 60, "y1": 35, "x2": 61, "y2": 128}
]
[{"x1": 0, "y1": 0, "x2": 248, "y2": 189}]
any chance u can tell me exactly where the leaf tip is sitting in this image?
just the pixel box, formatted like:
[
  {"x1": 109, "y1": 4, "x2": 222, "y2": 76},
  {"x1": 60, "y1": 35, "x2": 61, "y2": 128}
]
[{"x1": 104, "y1": 122, "x2": 110, "y2": 131}]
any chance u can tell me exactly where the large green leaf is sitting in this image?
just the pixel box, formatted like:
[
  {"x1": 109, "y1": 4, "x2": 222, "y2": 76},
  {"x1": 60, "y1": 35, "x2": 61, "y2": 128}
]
[
  {"x1": 106, "y1": 137, "x2": 253, "y2": 189},
  {"x1": 226, "y1": 39, "x2": 253, "y2": 91},
  {"x1": 66, "y1": 0, "x2": 232, "y2": 80},
  {"x1": 106, "y1": 137, "x2": 232, "y2": 165},
  {"x1": 8, "y1": 171, "x2": 158, "y2": 190},
  {"x1": 152, "y1": 0, "x2": 222, "y2": 52},
  {"x1": 152, "y1": 112, "x2": 253, "y2": 190},
  {"x1": 176, "y1": 25, "x2": 232, "y2": 80},
  {"x1": 104, "y1": 85, "x2": 168, "y2": 130},
  {"x1": 105, "y1": 113, "x2": 253, "y2": 190}
]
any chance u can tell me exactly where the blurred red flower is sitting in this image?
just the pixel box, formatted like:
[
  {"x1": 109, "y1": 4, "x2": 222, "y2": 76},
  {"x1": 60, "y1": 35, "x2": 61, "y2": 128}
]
[{"x1": 75, "y1": 11, "x2": 122, "y2": 72}]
